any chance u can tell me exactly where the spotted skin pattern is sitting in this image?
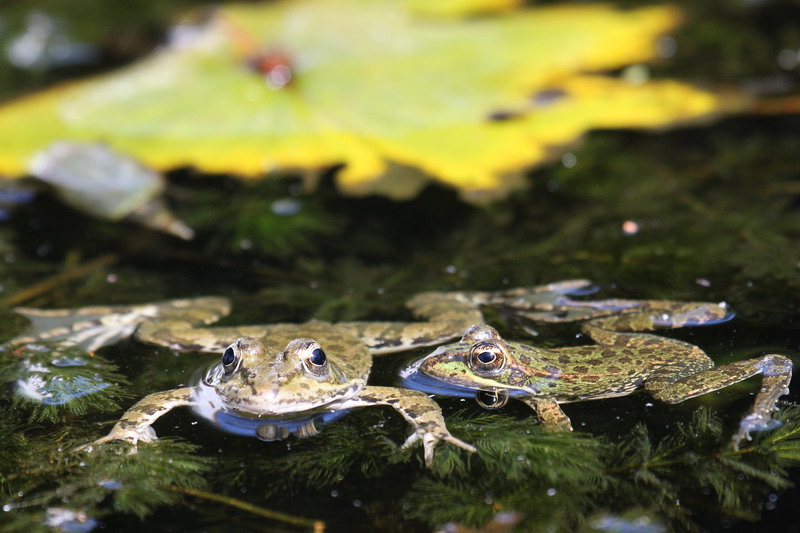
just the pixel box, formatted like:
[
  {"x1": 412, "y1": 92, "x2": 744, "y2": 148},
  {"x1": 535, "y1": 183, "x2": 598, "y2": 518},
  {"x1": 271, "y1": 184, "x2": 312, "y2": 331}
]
[
  {"x1": 14, "y1": 280, "x2": 785, "y2": 460},
  {"x1": 13, "y1": 292, "x2": 492, "y2": 466},
  {"x1": 412, "y1": 300, "x2": 792, "y2": 450}
]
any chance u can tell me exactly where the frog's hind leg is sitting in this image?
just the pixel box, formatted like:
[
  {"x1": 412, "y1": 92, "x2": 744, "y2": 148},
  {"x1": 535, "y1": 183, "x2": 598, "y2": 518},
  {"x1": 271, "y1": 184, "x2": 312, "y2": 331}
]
[
  {"x1": 471, "y1": 281, "x2": 733, "y2": 326},
  {"x1": 340, "y1": 292, "x2": 485, "y2": 354},
  {"x1": 134, "y1": 298, "x2": 247, "y2": 353},
  {"x1": 645, "y1": 352, "x2": 792, "y2": 450},
  {"x1": 339, "y1": 385, "x2": 476, "y2": 467},
  {"x1": 584, "y1": 305, "x2": 791, "y2": 449},
  {"x1": 12, "y1": 297, "x2": 230, "y2": 353},
  {"x1": 580, "y1": 301, "x2": 732, "y2": 347}
]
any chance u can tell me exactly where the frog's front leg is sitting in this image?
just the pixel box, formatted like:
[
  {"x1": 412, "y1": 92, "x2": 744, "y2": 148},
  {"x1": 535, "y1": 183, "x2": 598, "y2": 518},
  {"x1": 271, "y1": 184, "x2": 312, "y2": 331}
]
[
  {"x1": 518, "y1": 397, "x2": 573, "y2": 432},
  {"x1": 88, "y1": 387, "x2": 197, "y2": 449},
  {"x1": 646, "y1": 354, "x2": 792, "y2": 450},
  {"x1": 339, "y1": 386, "x2": 476, "y2": 467}
]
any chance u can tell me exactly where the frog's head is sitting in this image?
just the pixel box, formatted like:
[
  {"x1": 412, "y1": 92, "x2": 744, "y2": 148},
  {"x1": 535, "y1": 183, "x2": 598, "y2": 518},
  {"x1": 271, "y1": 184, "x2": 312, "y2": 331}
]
[
  {"x1": 411, "y1": 325, "x2": 540, "y2": 400},
  {"x1": 204, "y1": 336, "x2": 357, "y2": 415}
]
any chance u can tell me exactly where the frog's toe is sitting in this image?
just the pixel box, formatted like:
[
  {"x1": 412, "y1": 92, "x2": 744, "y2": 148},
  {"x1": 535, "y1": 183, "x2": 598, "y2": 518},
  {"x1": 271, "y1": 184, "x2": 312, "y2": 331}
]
[
  {"x1": 400, "y1": 429, "x2": 437, "y2": 467},
  {"x1": 95, "y1": 425, "x2": 157, "y2": 447},
  {"x1": 420, "y1": 431, "x2": 438, "y2": 467},
  {"x1": 400, "y1": 430, "x2": 421, "y2": 449},
  {"x1": 442, "y1": 433, "x2": 477, "y2": 453},
  {"x1": 402, "y1": 428, "x2": 476, "y2": 467},
  {"x1": 256, "y1": 424, "x2": 291, "y2": 441},
  {"x1": 731, "y1": 414, "x2": 783, "y2": 450}
]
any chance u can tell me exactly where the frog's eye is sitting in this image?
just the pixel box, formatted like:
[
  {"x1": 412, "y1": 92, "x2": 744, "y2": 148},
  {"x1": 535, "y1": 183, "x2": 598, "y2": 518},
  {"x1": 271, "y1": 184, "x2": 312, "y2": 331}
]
[
  {"x1": 221, "y1": 343, "x2": 241, "y2": 375},
  {"x1": 309, "y1": 348, "x2": 327, "y2": 366},
  {"x1": 469, "y1": 341, "x2": 506, "y2": 375},
  {"x1": 302, "y1": 343, "x2": 330, "y2": 378},
  {"x1": 475, "y1": 388, "x2": 509, "y2": 410}
]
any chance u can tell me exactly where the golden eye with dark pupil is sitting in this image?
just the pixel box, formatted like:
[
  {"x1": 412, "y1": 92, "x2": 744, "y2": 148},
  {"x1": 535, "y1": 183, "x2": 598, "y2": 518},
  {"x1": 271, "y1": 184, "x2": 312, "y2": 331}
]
[
  {"x1": 302, "y1": 344, "x2": 330, "y2": 378},
  {"x1": 469, "y1": 342, "x2": 505, "y2": 374}
]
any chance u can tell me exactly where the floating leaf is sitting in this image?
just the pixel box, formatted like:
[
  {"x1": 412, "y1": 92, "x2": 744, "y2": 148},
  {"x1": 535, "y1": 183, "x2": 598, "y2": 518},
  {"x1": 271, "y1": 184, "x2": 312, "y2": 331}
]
[
  {"x1": 0, "y1": 0, "x2": 737, "y2": 201},
  {"x1": 30, "y1": 141, "x2": 194, "y2": 239}
]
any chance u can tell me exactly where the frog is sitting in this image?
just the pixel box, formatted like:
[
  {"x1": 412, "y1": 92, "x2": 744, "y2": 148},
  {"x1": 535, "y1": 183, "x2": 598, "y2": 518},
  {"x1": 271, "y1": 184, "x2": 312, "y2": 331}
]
[
  {"x1": 10, "y1": 279, "x2": 640, "y2": 464},
  {"x1": 12, "y1": 293, "x2": 493, "y2": 466},
  {"x1": 402, "y1": 296, "x2": 793, "y2": 450},
  {"x1": 19, "y1": 285, "x2": 599, "y2": 462},
  {"x1": 13, "y1": 279, "x2": 760, "y2": 459}
]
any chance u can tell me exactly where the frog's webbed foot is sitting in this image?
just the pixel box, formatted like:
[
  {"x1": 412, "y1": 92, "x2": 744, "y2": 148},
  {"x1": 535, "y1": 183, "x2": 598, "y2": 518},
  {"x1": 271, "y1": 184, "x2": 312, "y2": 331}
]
[
  {"x1": 730, "y1": 355, "x2": 793, "y2": 450},
  {"x1": 341, "y1": 386, "x2": 476, "y2": 467},
  {"x1": 638, "y1": 302, "x2": 732, "y2": 328},
  {"x1": 11, "y1": 297, "x2": 230, "y2": 353},
  {"x1": 75, "y1": 422, "x2": 157, "y2": 454},
  {"x1": 78, "y1": 387, "x2": 196, "y2": 452},
  {"x1": 731, "y1": 414, "x2": 784, "y2": 451}
]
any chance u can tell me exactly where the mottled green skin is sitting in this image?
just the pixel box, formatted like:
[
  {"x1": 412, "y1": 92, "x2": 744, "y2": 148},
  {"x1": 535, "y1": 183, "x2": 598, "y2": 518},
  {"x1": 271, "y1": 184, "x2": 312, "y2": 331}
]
[
  {"x1": 17, "y1": 280, "x2": 786, "y2": 457},
  {"x1": 413, "y1": 302, "x2": 793, "y2": 449},
  {"x1": 202, "y1": 323, "x2": 369, "y2": 415},
  {"x1": 50, "y1": 295, "x2": 487, "y2": 466}
]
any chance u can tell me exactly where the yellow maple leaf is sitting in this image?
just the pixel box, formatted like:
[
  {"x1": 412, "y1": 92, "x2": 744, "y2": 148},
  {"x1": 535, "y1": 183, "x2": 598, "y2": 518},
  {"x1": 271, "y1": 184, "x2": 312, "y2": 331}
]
[{"x1": 0, "y1": 0, "x2": 731, "y2": 201}]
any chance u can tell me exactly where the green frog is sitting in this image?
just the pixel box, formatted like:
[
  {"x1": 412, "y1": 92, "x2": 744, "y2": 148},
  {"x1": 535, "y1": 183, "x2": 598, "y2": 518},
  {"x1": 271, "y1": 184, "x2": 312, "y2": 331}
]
[
  {"x1": 13, "y1": 292, "x2": 493, "y2": 466},
  {"x1": 10, "y1": 280, "x2": 621, "y2": 464},
  {"x1": 403, "y1": 298, "x2": 793, "y2": 450}
]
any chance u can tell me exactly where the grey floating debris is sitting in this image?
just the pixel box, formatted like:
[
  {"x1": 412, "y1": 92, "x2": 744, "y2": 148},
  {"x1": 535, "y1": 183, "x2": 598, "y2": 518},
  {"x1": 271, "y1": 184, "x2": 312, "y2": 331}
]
[
  {"x1": 5, "y1": 11, "x2": 97, "y2": 71},
  {"x1": 29, "y1": 141, "x2": 194, "y2": 239}
]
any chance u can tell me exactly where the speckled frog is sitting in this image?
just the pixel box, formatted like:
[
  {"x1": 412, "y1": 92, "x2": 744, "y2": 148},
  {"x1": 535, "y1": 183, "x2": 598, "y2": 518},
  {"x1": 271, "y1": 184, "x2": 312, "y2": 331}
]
[
  {"x1": 13, "y1": 281, "x2": 630, "y2": 464},
  {"x1": 404, "y1": 293, "x2": 793, "y2": 449},
  {"x1": 13, "y1": 291, "x2": 498, "y2": 466},
  {"x1": 15, "y1": 282, "x2": 622, "y2": 465}
]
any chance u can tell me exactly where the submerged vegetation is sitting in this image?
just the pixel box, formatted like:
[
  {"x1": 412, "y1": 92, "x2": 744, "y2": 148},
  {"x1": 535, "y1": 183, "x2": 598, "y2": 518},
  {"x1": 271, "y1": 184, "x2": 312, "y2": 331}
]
[{"x1": 2, "y1": 377, "x2": 799, "y2": 532}]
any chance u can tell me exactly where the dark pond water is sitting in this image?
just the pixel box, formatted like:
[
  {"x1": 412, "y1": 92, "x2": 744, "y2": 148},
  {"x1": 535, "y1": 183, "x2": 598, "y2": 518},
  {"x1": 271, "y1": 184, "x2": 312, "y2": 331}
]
[{"x1": 1, "y1": 1, "x2": 800, "y2": 532}]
